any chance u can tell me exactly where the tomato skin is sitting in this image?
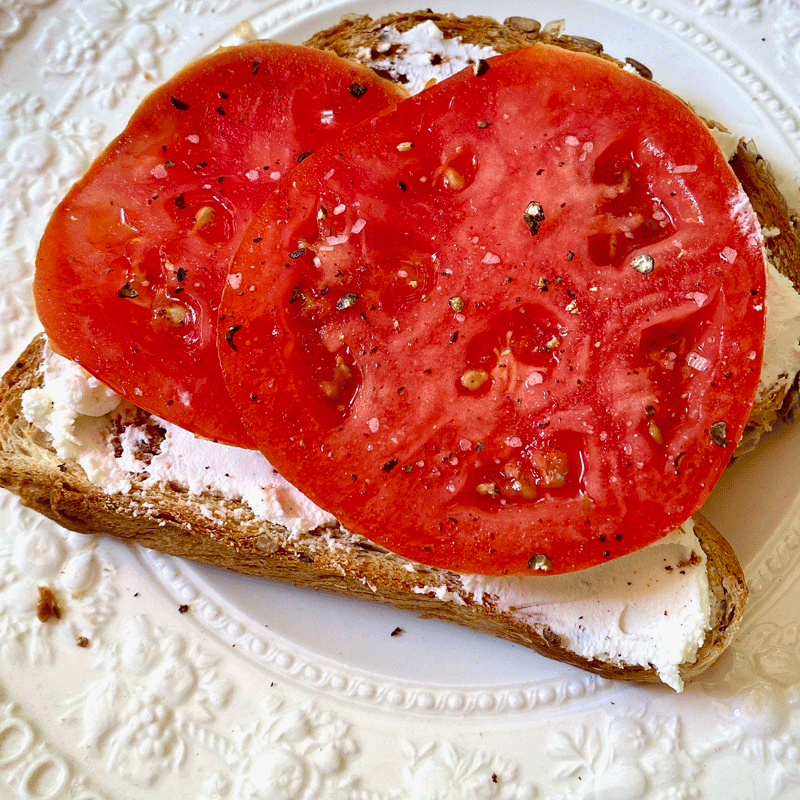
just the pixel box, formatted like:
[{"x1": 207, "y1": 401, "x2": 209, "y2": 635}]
[
  {"x1": 220, "y1": 44, "x2": 766, "y2": 575},
  {"x1": 35, "y1": 43, "x2": 404, "y2": 447}
]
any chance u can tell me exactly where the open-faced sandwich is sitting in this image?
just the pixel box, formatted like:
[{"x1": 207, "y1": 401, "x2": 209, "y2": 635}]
[{"x1": 2, "y1": 12, "x2": 800, "y2": 691}]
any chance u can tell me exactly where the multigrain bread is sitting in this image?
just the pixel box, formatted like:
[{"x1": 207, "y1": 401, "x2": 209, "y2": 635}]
[
  {"x1": 0, "y1": 335, "x2": 746, "y2": 688},
  {"x1": 1, "y1": 12, "x2": 798, "y2": 688}
]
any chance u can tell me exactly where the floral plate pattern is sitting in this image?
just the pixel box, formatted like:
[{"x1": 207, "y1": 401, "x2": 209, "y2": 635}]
[{"x1": 1, "y1": 0, "x2": 800, "y2": 797}]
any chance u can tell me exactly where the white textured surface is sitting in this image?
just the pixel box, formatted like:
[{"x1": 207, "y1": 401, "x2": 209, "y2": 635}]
[{"x1": 1, "y1": 1, "x2": 800, "y2": 798}]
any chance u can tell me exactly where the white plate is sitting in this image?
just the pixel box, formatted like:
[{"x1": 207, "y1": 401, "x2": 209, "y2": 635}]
[{"x1": 1, "y1": 1, "x2": 800, "y2": 798}]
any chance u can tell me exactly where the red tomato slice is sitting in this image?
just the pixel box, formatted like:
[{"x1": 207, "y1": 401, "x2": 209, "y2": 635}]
[
  {"x1": 219, "y1": 45, "x2": 766, "y2": 574},
  {"x1": 35, "y1": 43, "x2": 404, "y2": 447}
]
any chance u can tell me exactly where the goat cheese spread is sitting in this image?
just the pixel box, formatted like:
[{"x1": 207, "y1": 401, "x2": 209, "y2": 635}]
[
  {"x1": 760, "y1": 263, "x2": 800, "y2": 402},
  {"x1": 459, "y1": 520, "x2": 709, "y2": 691},
  {"x1": 21, "y1": 347, "x2": 335, "y2": 536},
  {"x1": 358, "y1": 21, "x2": 499, "y2": 95}
]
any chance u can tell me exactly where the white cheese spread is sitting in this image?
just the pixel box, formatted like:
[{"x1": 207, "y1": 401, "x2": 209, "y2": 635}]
[
  {"x1": 22, "y1": 355, "x2": 132, "y2": 493},
  {"x1": 22, "y1": 347, "x2": 335, "y2": 536},
  {"x1": 459, "y1": 520, "x2": 709, "y2": 691},
  {"x1": 760, "y1": 262, "x2": 800, "y2": 402},
  {"x1": 357, "y1": 21, "x2": 499, "y2": 95},
  {"x1": 143, "y1": 420, "x2": 335, "y2": 536}
]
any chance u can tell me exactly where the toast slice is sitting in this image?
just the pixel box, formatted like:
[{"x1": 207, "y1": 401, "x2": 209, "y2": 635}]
[
  {"x1": 0, "y1": 335, "x2": 746, "y2": 690},
  {"x1": 1, "y1": 13, "x2": 797, "y2": 689}
]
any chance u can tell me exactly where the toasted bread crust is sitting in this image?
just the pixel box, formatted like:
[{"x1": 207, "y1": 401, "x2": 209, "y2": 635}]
[
  {"x1": 0, "y1": 335, "x2": 747, "y2": 685},
  {"x1": 732, "y1": 140, "x2": 800, "y2": 292}
]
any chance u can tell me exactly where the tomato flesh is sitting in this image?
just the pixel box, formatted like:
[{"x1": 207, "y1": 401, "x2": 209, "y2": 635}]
[
  {"x1": 220, "y1": 44, "x2": 766, "y2": 574},
  {"x1": 35, "y1": 43, "x2": 404, "y2": 447}
]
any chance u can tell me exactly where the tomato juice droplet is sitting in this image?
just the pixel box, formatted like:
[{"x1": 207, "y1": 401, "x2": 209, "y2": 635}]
[{"x1": 220, "y1": 44, "x2": 766, "y2": 574}]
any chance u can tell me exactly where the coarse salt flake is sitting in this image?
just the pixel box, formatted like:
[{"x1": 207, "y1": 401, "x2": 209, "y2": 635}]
[
  {"x1": 673, "y1": 164, "x2": 698, "y2": 174},
  {"x1": 685, "y1": 291, "x2": 708, "y2": 306},
  {"x1": 351, "y1": 218, "x2": 367, "y2": 234},
  {"x1": 459, "y1": 438, "x2": 472, "y2": 451},
  {"x1": 245, "y1": 169, "x2": 260, "y2": 181},
  {"x1": 482, "y1": 252, "x2": 501, "y2": 265},
  {"x1": 565, "y1": 135, "x2": 580, "y2": 146},
  {"x1": 227, "y1": 272, "x2": 243, "y2": 290},
  {"x1": 333, "y1": 204, "x2": 346, "y2": 215},
  {"x1": 526, "y1": 372, "x2": 544, "y2": 386},
  {"x1": 323, "y1": 169, "x2": 335, "y2": 180},
  {"x1": 269, "y1": 171, "x2": 281, "y2": 181},
  {"x1": 686, "y1": 352, "x2": 711, "y2": 372},
  {"x1": 721, "y1": 247, "x2": 738, "y2": 263},
  {"x1": 367, "y1": 417, "x2": 380, "y2": 433},
  {"x1": 151, "y1": 164, "x2": 168, "y2": 179},
  {"x1": 186, "y1": 134, "x2": 200, "y2": 144},
  {"x1": 506, "y1": 436, "x2": 523, "y2": 448}
]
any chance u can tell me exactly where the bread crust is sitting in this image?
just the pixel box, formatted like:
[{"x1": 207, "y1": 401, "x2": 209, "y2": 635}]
[{"x1": 1, "y1": 335, "x2": 747, "y2": 686}]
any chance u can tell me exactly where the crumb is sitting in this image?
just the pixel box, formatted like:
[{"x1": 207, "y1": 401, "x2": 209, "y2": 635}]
[
  {"x1": 390, "y1": 626, "x2": 404, "y2": 637},
  {"x1": 37, "y1": 586, "x2": 61, "y2": 622},
  {"x1": 178, "y1": 604, "x2": 190, "y2": 614},
  {"x1": 235, "y1": 20, "x2": 256, "y2": 41},
  {"x1": 76, "y1": 636, "x2": 90, "y2": 648}
]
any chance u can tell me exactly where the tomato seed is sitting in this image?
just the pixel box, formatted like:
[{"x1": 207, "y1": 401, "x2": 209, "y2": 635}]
[{"x1": 460, "y1": 369, "x2": 489, "y2": 391}]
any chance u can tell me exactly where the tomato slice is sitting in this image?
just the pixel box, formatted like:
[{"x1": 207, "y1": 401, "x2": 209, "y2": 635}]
[
  {"x1": 219, "y1": 45, "x2": 766, "y2": 574},
  {"x1": 35, "y1": 43, "x2": 404, "y2": 447}
]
